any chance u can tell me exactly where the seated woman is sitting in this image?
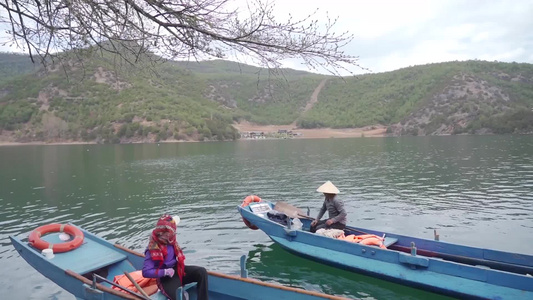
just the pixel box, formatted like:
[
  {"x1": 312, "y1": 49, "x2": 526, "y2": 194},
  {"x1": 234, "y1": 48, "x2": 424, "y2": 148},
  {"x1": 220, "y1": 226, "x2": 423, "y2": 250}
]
[{"x1": 142, "y1": 214, "x2": 209, "y2": 300}]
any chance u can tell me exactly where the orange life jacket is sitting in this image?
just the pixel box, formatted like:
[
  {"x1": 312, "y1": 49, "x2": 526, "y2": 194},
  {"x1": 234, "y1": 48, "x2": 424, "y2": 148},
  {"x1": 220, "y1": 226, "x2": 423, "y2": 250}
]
[
  {"x1": 340, "y1": 234, "x2": 387, "y2": 249},
  {"x1": 112, "y1": 270, "x2": 158, "y2": 295}
]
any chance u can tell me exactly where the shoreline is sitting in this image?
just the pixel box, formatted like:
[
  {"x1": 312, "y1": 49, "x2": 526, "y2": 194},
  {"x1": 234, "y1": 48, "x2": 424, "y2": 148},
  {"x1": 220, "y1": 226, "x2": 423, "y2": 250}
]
[
  {"x1": 232, "y1": 122, "x2": 387, "y2": 139},
  {"x1": 0, "y1": 124, "x2": 388, "y2": 146},
  {"x1": 0, "y1": 141, "x2": 97, "y2": 147}
]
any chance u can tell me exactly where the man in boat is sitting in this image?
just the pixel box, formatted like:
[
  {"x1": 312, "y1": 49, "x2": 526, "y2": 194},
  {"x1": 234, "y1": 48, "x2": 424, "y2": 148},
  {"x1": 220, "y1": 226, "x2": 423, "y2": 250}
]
[
  {"x1": 142, "y1": 214, "x2": 209, "y2": 300},
  {"x1": 310, "y1": 181, "x2": 347, "y2": 233}
]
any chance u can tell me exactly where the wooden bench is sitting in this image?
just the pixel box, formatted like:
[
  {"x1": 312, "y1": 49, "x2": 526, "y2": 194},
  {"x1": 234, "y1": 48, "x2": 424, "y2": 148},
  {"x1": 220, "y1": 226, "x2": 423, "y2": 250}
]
[
  {"x1": 177, "y1": 282, "x2": 197, "y2": 300},
  {"x1": 55, "y1": 238, "x2": 127, "y2": 275},
  {"x1": 383, "y1": 237, "x2": 398, "y2": 248}
]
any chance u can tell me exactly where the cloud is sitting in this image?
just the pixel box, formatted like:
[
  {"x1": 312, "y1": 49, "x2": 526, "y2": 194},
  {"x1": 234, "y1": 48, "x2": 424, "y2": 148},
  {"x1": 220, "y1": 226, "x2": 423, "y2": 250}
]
[{"x1": 270, "y1": 0, "x2": 533, "y2": 75}]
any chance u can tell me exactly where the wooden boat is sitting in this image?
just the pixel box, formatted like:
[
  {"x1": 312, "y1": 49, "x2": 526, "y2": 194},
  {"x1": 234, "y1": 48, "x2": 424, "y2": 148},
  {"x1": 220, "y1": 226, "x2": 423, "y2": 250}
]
[
  {"x1": 238, "y1": 199, "x2": 533, "y2": 300},
  {"x1": 10, "y1": 224, "x2": 348, "y2": 300}
]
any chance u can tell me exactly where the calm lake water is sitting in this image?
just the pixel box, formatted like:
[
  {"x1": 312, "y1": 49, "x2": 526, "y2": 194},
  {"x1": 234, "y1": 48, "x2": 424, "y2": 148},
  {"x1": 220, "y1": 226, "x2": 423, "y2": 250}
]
[{"x1": 1, "y1": 136, "x2": 532, "y2": 299}]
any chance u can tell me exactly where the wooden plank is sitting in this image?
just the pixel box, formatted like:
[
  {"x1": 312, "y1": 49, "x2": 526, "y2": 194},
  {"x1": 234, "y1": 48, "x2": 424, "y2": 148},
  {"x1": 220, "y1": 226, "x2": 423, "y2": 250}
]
[
  {"x1": 65, "y1": 269, "x2": 141, "y2": 300},
  {"x1": 54, "y1": 238, "x2": 126, "y2": 274},
  {"x1": 389, "y1": 245, "x2": 533, "y2": 275},
  {"x1": 114, "y1": 244, "x2": 145, "y2": 257},
  {"x1": 398, "y1": 252, "x2": 429, "y2": 267},
  {"x1": 383, "y1": 237, "x2": 398, "y2": 247},
  {"x1": 274, "y1": 201, "x2": 313, "y2": 219}
]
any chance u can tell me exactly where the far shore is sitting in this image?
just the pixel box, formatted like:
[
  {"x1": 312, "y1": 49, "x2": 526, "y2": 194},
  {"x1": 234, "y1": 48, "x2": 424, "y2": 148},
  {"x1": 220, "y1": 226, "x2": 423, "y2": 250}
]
[
  {"x1": 0, "y1": 141, "x2": 96, "y2": 147},
  {"x1": 0, "y1": 124, "x2": 387, "y2": 146},
  {"x1": 233, "y1": 122, "x2": 387, "y2": 139}
]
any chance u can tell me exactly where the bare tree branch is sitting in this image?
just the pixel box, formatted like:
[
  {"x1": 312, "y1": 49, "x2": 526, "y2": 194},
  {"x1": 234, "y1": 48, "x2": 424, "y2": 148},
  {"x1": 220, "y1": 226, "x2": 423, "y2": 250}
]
[{"x1": 0, "y1": 0, "x2": 364, "y2": 75}]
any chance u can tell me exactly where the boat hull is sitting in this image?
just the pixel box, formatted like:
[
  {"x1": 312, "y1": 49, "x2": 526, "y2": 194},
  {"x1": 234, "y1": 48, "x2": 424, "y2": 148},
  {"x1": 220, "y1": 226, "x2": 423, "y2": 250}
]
[
  {"x1": 239, "y1": 203, "x2": 533, "y2": 300},
  {"x1": 11, "y1": 224, "x2": 348, "y2": 300}
]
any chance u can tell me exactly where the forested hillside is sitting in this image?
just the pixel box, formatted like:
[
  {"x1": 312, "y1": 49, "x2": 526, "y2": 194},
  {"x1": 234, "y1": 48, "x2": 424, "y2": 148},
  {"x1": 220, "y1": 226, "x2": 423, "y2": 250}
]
[
  {"x1": 0, "y1": 53, "x2": 38, "y2": 85},
  {"x1": 0, "y1": 52, "x2": 323, "y2": 143},
  {"x1": 301, "y1": 61, "x2": 533, "y2": 135},
  {"x1": 0, "y1": 51, "x2": 532, "y2": 144}
]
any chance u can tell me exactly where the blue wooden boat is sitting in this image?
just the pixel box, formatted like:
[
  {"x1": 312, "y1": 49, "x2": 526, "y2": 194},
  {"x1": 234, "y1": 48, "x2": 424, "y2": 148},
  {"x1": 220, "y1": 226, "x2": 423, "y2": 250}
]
[
  {"x1": 238, "y1": 200, "x2": 533, "y2": 300},
  {"x1": 10, "y1": 224, "x2": 348, "y2": 300}
]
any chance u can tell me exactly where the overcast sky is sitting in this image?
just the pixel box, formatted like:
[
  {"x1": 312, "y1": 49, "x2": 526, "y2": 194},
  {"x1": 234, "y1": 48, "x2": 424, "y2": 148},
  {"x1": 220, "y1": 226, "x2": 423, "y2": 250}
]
[
  {"x1": 1, "y1": 0, "x2": 532, "y2": 75},
  {"x1": 274, "y1": 0, "x2": 533, "y2": 75}
]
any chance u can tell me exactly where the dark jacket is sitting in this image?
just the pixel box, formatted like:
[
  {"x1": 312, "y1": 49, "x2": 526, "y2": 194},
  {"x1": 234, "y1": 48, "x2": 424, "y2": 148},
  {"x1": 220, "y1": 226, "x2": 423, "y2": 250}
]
[{"x1": 316, "y1": 196, "x2": 347, "y2": 225}]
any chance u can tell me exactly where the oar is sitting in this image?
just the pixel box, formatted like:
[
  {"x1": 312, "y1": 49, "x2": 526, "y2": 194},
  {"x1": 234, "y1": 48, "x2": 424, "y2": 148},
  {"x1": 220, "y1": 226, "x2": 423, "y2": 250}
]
[
  {"x1": 124, "y1": 271, "x2": 151, "y2": 299},
  {"x1": 274, "y1": 201, "x2": 314, "y2": 220},
  {"x1": 92, "y1": 273, "x2": 151, "y2": 300},
  {"x1": 275, "y1": 202, "x2": 375, "y2": 234},
  {"x1": 345, "y1": 225, "x2": 372, "y2": 236}
]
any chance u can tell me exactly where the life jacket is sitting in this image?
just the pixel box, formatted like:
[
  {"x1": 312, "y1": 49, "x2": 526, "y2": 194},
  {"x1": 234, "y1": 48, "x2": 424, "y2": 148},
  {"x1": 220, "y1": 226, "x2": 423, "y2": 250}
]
[
  {"x1": 340, "y1": 234, "x2": 387, "y2": 249},
  {"x1": 112, "y1": 270, "x2": 158, "y2": 295}
]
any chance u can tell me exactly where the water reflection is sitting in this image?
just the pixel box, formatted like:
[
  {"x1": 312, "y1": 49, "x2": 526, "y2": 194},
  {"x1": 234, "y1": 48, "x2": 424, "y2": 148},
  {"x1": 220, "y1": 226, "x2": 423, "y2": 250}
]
[{"x1": 246, "y1": 244, "x2": 455, "y2": 300}]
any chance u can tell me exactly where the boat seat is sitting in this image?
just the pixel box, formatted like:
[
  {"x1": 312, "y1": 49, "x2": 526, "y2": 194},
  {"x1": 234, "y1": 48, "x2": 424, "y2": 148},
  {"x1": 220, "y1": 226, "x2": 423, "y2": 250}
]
[
  {"x1": 177, "y1": 282, "x2": 197, "y2": 300},
  {"x1": 104, "y1": 259, "x2": 137, "y2": 281},
  {"x1": 383, "y1": 237, "x2": 398, "y2": 248},
  {"x1": 54, "y1": 237, "x2": 127, "y2": 275}
]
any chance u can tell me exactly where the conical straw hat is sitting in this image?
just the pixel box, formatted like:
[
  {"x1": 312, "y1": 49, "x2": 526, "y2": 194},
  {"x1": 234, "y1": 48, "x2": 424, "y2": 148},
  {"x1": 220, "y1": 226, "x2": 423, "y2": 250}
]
[{"x1": 316, "y1": 181, "x2": 340, "y2": 194}]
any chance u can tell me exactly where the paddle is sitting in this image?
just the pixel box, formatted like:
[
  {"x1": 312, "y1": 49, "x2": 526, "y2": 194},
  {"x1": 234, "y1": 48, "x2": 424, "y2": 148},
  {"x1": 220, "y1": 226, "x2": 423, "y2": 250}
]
[
  {"x1": 124, "y1": 271, "x2": 151, "y2": 299},
  {"x1": 275, "y1": 201, "x2": 376, "y2": 234},
  {"x1": 91, "y1": 273, "x2": 151, "y2": 300},
  {"x1": 274, "y1": 201, "x2": 314, "y2": 220}
]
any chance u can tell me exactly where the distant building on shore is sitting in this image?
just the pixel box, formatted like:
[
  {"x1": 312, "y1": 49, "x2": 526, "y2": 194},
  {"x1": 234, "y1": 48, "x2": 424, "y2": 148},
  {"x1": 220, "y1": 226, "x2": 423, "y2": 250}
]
[
  {"x1": 241, "y1": 131, "x2": 265, "y2": 139},
  {"x1": 240, "y1": 129, "x2": 300, "y2": 139}
]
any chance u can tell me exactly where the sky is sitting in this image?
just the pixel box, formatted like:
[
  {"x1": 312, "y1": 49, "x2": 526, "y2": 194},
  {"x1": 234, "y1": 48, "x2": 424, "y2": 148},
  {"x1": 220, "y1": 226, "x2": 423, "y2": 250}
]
[
  {"x1": 272, "y1": 0, "x2": 533, "y2": 75},
  {"x1": 1, "y1": 0, "x2": 532, "y2": 75}
]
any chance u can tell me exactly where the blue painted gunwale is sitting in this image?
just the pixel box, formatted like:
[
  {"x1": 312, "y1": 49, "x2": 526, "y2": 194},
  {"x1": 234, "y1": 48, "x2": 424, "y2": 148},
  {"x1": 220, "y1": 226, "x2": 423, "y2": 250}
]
[
  {"x1": 238, "y1": 202, "x2": 533, "y2": 300},
  {"x1": 10, "y1": 224, "x2": 349, "y2": 300}
]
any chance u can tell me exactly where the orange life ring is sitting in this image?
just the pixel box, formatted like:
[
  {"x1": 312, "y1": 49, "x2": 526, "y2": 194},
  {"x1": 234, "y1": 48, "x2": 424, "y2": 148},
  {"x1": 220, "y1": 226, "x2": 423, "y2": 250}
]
[
  {"x1": 241, "y1": 195, "x2": 262, "y2": 230},
  {"x1": 29, "y1": 223, "x2": 84, "y2": 253}
]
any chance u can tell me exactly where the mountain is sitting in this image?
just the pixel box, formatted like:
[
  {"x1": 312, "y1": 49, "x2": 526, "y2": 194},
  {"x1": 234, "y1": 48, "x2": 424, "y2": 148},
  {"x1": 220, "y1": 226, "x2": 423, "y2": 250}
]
[
  {"x1": 0, "y1": 51, "x2": 532, "y2": 144},
  {"x1": 0, "y1": 53, "x2": 39, "y2": 84},
  {"x1": 305, "y1": 61, "x2": 533, "y2": 135}
]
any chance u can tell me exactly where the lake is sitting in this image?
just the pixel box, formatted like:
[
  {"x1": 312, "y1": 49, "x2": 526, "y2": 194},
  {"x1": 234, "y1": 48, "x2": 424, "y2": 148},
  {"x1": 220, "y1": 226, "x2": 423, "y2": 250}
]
[{"x1": 1, "y1": 135, "x2": 532, "y2": 299}]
